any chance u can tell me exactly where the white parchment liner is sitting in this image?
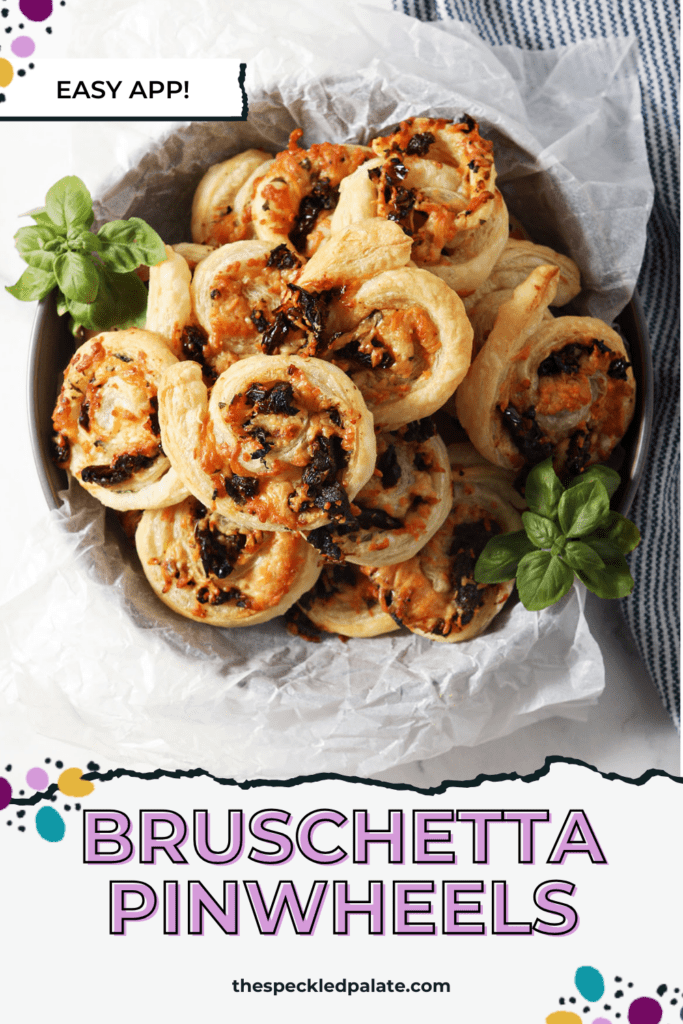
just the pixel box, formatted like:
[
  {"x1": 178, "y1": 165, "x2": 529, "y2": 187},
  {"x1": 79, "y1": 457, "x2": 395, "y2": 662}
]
[{"x1": 0, "y1": 5, "x2": 653, "y2": 779}]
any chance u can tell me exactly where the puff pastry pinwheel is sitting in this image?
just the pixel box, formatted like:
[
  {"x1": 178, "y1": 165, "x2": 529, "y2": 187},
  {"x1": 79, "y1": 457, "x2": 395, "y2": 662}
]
[
  {"x1": 332, "y1": 116, "x2": 509, "y2": 295},
  {"x1": 249, "y1": 130, "x2": 372, "y2": 258},
  {"x1": 186, "y1": 237, "x2": 358, "y2": 376},
  {"x1": 362, "y1": 470, "x2": 523, "y2": 642},
  {"x1": 136, "y1": 496, "x2": 321, "y2": 626},
  {"x1": 321, "y1": 266, "x2": 473, "y2": 428},
  {"x1": 52, "y1": 329, "x2": 188, "y2": 511},
  {"x1": 455, "y1": 266, "x2": 636, "y2": 476},
  {"x1": 191, "y1": 148, "x2": 273, "y2": 247},
  {"x1": 158, "y1": 354, "x2": 376, "y2": 532},
  {"x1": 448, "y1": 442, "x2": 527, "y2": 511},
  {"x1": 307, "y1": 418, "x2": 452, "y2": 566},
  {"x1": 295, "y1": 562, "x2": 399, "y2": 638}
]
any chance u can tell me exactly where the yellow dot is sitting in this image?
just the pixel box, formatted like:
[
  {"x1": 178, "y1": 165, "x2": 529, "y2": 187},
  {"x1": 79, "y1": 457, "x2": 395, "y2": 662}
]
[
  {"x1": 0, "y1": 58, "x2": 14, "y2": 88},
  {"x1": 545, "y1": 1013, "x2": 583, "y2": 1024},
  {"x1": 58, "y1": 767, "x2": 95, "y2": 798}
]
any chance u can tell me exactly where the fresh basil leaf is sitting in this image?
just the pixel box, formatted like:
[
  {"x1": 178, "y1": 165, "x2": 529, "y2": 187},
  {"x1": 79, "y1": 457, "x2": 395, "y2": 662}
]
[
  {"x1": 98, "y1": 241, "x2": 142, "y2": 274},
  {"x1": 54, "y1": 251, "x2": 99, "y2": 303},
  {"x1": 591, "y1": 510, "x2": 641, "y2": 554},
  {"x1": 524, "y1": 458, "x2": 564, "y2": 518},
  {"x1": 14, "y1": 225, "x2": 61, "y2": 271},
  {"x1": 5, "y1": 265, "x2": 56, "y2": 301},
  {"x1": 568, "y1": 464, "x2": 621, "y2": 498},
  {"x1": 65, "y1": 267, "x2": 148, "y2": 332},
  {"x1": 516, "y1": 550, "x2": 574, "y2": 611},
  {"x1": 562, "y1": 540, "x2": 605, "y2": 574},
  {"x1": 28, "y1": 208, "x2": 52, "y2": 225},
  {"x1": 474, "y1": 530, "x2": 536, "y2": 584},
  {"x1": 97, "y1": 218, "x2": 166, "y2": 266},
  {"x1": 558, "y1": 478, "x2": 610, "y2": 537},
  {"x1": 45, "y1": 176, "x2": 94, "y2": 231},
  {"x1": 522, "y1": 510, "x2": 561, "y2": 549},
  {"x1": 575, "y1": 552, "x2": 635, "y2": 599}
]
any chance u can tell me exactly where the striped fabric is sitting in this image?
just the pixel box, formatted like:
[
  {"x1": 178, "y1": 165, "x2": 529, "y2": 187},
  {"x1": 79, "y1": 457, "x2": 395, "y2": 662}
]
[{"x1": 395, "y1": 0, "x2": 680, "y2": 727}]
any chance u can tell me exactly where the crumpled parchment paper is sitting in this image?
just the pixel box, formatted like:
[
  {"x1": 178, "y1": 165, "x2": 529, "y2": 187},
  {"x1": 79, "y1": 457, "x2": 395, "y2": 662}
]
[{"x1": 0, "y1": 3, "x2": 652, "y2": 779}]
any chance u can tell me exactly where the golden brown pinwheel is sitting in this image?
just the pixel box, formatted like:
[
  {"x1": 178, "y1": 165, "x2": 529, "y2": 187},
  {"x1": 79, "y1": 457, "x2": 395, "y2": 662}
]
[
  {"x1": 305, "y1": 418, "x2": 452, "y2": 567},
  {"x1": 455, "y1": 266, "x2": 636, "y2": 476},
  {"x1": 136, "y1": 496, "x2": 321, "y2": 626},
  {"x1": 249, "y1": 130, "x2": 372, "y2": 258},
  {"x1": 362, "y1": 470, "x2": 523, "y2": 642},
  {"x1": 332, "y1": 116, "x2": 509, "y2": 295},
  {"x1": 52, "y1": 329, "x2": 188, "y2": 511},
  {"x1": 191, "y1": 148, "x2": 273, "y2": 246},
  {"x1": 157, "y1": 354, "x2": 376, "y2": 533},
  {"x1": 294, "y1": 562, "x2": 399, "y2": 638},
  {"x1": 320, "y1": 266, "x2": 473, "y2": 428}
]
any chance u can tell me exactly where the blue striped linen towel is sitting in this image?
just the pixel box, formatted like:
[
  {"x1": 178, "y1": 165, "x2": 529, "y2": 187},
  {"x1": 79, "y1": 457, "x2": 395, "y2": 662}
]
[{"x1": 393, "y1": 0, "x2": 680, "y2": 728}]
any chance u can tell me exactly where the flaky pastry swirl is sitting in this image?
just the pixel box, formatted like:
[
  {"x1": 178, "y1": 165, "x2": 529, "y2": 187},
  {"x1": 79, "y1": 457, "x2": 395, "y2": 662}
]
[
  {"x1": 136, "y1": 496, "x2": 321, "y2": 626},
  {"x1": 455, "y1": 267, "x2": 636, "y2": 475},
  {"x1": 158, "y1": 354, "x2": 376, "y2": 532},
  {"x1": 363, "y1": 473, "x2": 523, "y2": 643},
  {"x1": 296, "y1": 563, "x2": 399, "y2": 638},
  {"x1": 52, "y1": 329, "x2": 188, "y2": 511},
  {"x1": 307, "y1": 418, "x2": 452, "y2": 567},
  {"x1": 191, "y1": 148, "x2": 273, "y2": 247},
  {"x1": 332, "y1": 116, "x2": 509, "y2": 295}
]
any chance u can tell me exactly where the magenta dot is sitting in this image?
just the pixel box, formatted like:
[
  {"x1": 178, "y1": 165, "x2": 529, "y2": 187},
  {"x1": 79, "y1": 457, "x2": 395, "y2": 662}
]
[
  {"x1": 628, "y1": 998, "x2": 662, "y2": 1024},
  {"x1": 26, "y1": 767, "x2": 49, "y2": 790},
  {"x1": 19, "y1": 0, "x2": 52, "y2": 21},
  {"x1": 0, "y1": 777, "x2": 12, "y2": 810},
  {"x1": 11, "y1": 35, "x2": 35, "y2": 56}
]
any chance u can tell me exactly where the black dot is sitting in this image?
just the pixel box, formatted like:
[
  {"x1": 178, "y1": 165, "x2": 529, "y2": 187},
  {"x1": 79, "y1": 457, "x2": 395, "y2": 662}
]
[
  {"x1": 64, "y1": 805, "x2": 71, "y2": 811},
  {"x1": 584, "y1": 1008, "x2": 590, "y2": 1014},
  {"x1": 28, "y1": 62, "x2": 34, "y2": 68},
  {"x1": 17, "y1": 810, "x2": 25, "y2": 818},
  {"x1": 627, "y1": 983, "x2": 633, "y2": 988},
  {"x1": 6, "y1": 820, "x2": 11, "y2": 825},
  {"x1": 18, "y1": 68, "x2": 25, "y2": 75},
  {"x1": 46, "y1": 25, "x2": 51, "y2": 32},
  {"x1": 18, "y1": 826, "x2": 25, "y2": 832},
  {"x1": 4, "y1": 26, "x2": 11, "y2": 32},
  {"x1": 569, "y1": 998, "x2": 576, "y2": 1004},
  {"x1": 604, "y1": 1005, "x2": 611, "y2": 1011},
  {"x1": 45, "y1": 758, "x2": 51, "y2": 764},
  {"x1": 615, "y1": 977, "x2": 622, "y2": 982},
  {"x1": 559, "y1": 998, "x2": 565, "y2": 1005},
  {"x1": 675, "y1": 989, "x2": 680, "y2": 994},
  {"x1": 18, "y1": 21, "x2": 23, "y2": 27},
  {"x1": 50, "y1": 795, "x2": 57, "y2": 802},
  {"x1": 4, "y1": 764, "x2": 11, "y2": 771},
  {"x1": 75, "y1": 803, "x2": 81, "y2": 810},
  {"x1": 616, "y1": 1015, "x2": 621, "y2": 1020},
  {"x1": 55, "y1": 761, "x2": 63, "y2": 769},
  {"x1": 0, "y1": 94, "x2": 5, "y2": 103},
  {"x1": 19, "y1": 790, "x2": 24, "y2": 796},
  {"x1": 87, "y1": 762, "x2": 100, "y2": 771},
  {"x1": 0, "y1": 8, "x2": 7, "y2": 16},
  {"x1": 615, "y1": 991, "x2": 624, "y2": 999},
  {"x1": 672, "y1": 1000, "x2": 678, "y2": 1006}
]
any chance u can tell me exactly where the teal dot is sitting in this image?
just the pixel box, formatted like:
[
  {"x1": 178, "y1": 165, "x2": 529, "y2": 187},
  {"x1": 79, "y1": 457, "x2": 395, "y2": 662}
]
[
  {"x1": 575, "y1": 966, "x2": 605, "y2": 1002},
  {"x1": 36, "y1": 806, "x2": 65, "y2": 842}
]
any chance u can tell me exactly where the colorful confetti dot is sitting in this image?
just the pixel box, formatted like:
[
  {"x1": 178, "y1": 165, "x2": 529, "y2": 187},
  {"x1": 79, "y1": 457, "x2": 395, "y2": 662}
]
[
  {"x1": 0, "y1": 56, "x2": 13, "y2": 87},
  {"x1": 11, "y1": 34, "x2": 34, "y2": 56},
  {"x1": 592, "y1": 1019, "x2": 612, "y2": 1024},
  {"x1": 547, "y1": 1014, "x2": 582, "y2": 1024},
  {"x1": 19, "y1": 0, "x2": 52, "y2": 20},
  {"x1": 26, "y1": 766, "x2": 49, "y2": 790},
  {"x1": 627, "y1": 998, "x2": 662, "y2": 1024},
  {"x1": 35, "y1": 806, "x2": 65, "y2": 842},
  {"x1": 57, "y1": 767, "x2": 94, "y2": 798},
  {"x1": 576, "y1": 968, "x2": 606, "y2": 1002},
  {"x1": 0, "y1": 777, "x2": 11, "y2": 810}
]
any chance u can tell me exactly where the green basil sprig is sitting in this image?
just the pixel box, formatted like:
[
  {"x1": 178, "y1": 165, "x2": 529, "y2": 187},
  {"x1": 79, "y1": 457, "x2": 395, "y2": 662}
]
[
  {"x1": 6, "y1": 176, "x2": 166, "y2": 335},
  {"x1": 474, "y1": 459, "x2": 640, "y2": 610}
]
